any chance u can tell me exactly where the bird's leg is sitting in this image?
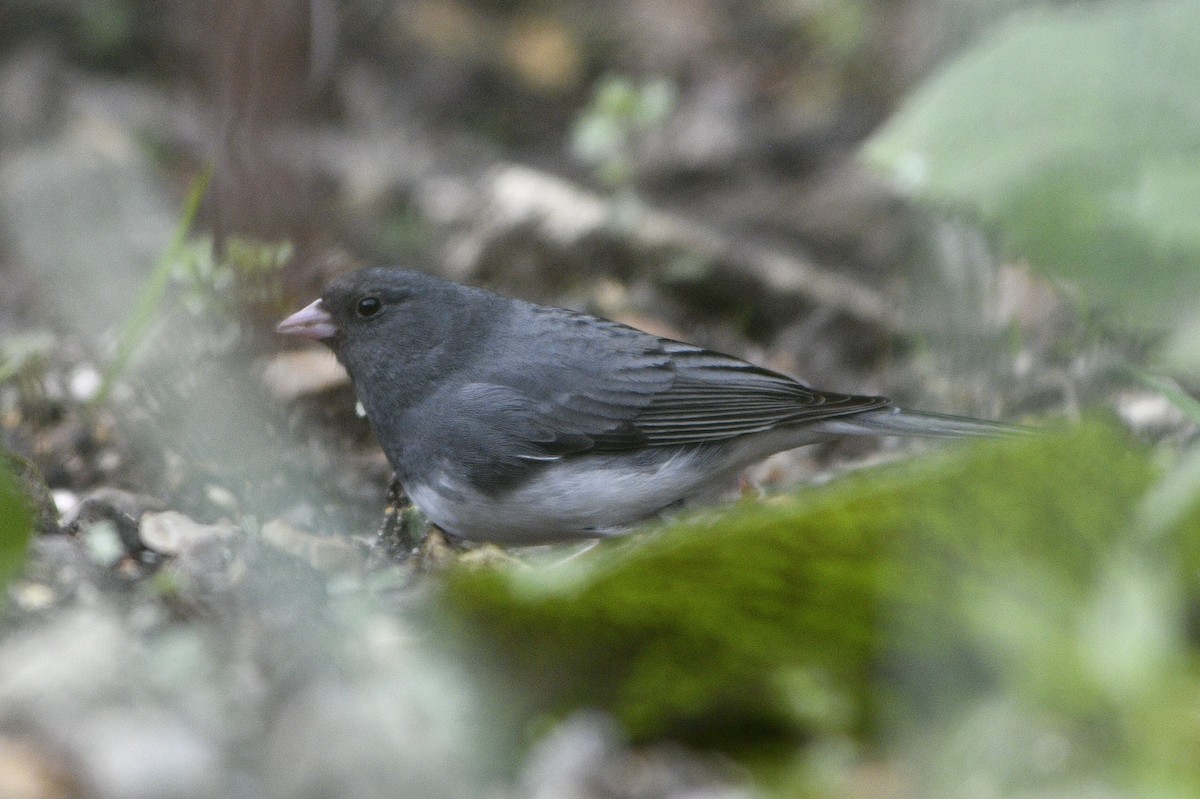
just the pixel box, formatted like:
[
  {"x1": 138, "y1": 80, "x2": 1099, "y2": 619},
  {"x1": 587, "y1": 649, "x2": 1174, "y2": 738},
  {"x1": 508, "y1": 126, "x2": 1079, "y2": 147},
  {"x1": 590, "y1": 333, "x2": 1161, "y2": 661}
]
[{"x1": 374, "y1": 476, "x2": 429, "y2": 559}]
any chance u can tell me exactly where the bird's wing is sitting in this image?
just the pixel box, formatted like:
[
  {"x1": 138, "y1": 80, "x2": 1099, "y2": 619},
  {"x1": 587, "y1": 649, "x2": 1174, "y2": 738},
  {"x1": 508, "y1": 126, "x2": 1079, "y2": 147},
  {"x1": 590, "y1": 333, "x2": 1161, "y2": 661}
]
[
  {"x1": 459, "y1": 305, "x2": 891, "y2": 459},
  {"x1": 625, "y1": 340, "x2": 892, "y2": 446}
]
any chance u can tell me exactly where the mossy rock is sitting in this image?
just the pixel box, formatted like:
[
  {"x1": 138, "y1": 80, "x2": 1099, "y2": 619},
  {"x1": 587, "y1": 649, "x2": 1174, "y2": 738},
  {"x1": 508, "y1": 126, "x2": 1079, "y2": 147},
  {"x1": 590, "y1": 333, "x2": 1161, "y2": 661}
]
[
  {"x1": 440, "y1": 423, "x2": 1156, "y2": 746},
  {"x1": 3, "y1": 449, "x2": 60, "y2": 538}
]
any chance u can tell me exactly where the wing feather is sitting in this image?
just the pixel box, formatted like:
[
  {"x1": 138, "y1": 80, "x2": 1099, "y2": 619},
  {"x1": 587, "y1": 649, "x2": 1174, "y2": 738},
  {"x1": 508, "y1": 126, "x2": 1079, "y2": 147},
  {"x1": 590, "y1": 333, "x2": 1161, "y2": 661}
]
[{"x1": 469, "y1": 305, "x2": 891, "y2": 458}]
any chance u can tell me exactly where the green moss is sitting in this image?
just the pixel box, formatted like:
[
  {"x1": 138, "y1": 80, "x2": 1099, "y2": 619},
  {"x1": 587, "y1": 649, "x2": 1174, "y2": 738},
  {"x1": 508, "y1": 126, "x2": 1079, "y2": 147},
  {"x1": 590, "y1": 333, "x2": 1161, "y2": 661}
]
[
  {"x1": 441, "y1": 423, "x2": 1155, "y2": 746},
  {"x1": 0, "y1": 455, "x2": 35, "y2": 607}
]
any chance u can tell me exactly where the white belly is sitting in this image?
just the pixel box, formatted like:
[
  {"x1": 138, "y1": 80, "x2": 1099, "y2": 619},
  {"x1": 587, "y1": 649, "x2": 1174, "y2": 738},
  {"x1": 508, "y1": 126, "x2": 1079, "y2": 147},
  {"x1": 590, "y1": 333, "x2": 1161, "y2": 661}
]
[
  {"x1": 407, "y1": 448, "x2": 719, "y2": 544},
  {"x1": 403, "y1": 424, "x2": 847, "y2": 544}
]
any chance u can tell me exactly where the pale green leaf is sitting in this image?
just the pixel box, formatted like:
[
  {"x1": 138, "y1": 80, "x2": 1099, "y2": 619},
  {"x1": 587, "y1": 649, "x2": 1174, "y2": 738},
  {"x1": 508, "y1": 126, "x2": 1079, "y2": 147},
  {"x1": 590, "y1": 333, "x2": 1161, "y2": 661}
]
[{"x1": 864, "y1": 1, "x2": 1200, "y2": 328}]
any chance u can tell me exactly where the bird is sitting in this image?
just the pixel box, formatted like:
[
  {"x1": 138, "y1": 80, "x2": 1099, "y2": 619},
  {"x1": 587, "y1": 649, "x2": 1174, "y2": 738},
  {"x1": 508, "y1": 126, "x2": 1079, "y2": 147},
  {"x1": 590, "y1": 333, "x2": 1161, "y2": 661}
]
[{"x1": 278, "y1": 267, "x2": 1020, "y2": 544}]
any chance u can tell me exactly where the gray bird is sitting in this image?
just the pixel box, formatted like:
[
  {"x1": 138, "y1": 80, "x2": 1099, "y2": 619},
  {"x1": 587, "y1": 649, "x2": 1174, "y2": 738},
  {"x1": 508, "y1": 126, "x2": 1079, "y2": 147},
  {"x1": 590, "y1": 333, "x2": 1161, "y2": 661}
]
[{"x1": 278, "y1": 267, "x2": 1017, "y2": 544}]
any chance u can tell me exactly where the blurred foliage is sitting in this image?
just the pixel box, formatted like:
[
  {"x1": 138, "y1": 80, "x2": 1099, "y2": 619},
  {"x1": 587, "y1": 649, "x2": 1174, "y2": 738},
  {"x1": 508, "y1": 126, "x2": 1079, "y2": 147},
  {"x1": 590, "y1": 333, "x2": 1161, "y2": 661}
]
[
  {"x1": 220, "y1": 236, "x2": 292, "y2": 312},
  {"x1": 96, "y1": 164, "x2": 212, "y2": 406},
  {"x1": 441, "y1": 425, "x2": 1186, "y2": 749},
  {"x1": 864, "y1": 0, "x2": 1200, "y2": 333},
  {"x1": 794, "y1": 0, "x2": 871, "y2": 64},
  {"x1": 74, "y1": 0, "x2": 135, "y2": 61},
  {"x1": 571, "y1": 74, "x2": 676, "y2": 191},
  {"x1": 1160, "y1": 314, "x2": 1200, "y2": 380},
  {"x1": 376, "y1": 207, "x2": 432, "y2": 261},
  {"x1": 0, "y1": 454, "x2": 35, "y2": 606},
  {"x1": 0, "y1": 330, "x2": 55, "y2": 385},
  {"x1": 861, "y1": 2, "x2": 1200, "y2": 696},
  {"x1": 97, "y1": 164, "x2": 296, "y2": 405},
  {"x1": 441, "y1": 422, "x2": 1200, "y2": 793},
  {"x1": 173, "y1": 235, "x2": 292, "y2": 319},
  {"x1": 172, "y1": 235, "x2": 235, "y2": 317},
  {"x1": 1132, "y1": 373, "x2": 1200, "y2": 543}
]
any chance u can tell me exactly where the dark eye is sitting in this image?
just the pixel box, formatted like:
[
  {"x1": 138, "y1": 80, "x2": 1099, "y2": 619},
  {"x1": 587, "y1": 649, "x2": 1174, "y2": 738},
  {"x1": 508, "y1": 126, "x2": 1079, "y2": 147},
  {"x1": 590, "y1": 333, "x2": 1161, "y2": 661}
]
[{"x1": 356, "y1": 296, "x2": 382, "y2": 318}]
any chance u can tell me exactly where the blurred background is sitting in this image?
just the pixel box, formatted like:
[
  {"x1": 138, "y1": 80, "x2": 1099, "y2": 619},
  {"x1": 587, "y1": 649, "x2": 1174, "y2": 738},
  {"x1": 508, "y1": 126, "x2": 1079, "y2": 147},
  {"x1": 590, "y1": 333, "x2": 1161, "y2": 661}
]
[
  {"x1": 0, "y1": 0, "x2": 1073, "y2": 523},
  {"x1": 2, "y1": 1, "x2": 1200, "y2": 797}
]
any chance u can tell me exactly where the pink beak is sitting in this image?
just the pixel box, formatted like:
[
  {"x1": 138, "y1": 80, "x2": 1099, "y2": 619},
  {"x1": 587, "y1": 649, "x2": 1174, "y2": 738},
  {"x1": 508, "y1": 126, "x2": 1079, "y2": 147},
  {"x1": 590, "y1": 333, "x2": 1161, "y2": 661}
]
[{"x1": 277, "y1": 299, "x2": 338, "y2": 340}]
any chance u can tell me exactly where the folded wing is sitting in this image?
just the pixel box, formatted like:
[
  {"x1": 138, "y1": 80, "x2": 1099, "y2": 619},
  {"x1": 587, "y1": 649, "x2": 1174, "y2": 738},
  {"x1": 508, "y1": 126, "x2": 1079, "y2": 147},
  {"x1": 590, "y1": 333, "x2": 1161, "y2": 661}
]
[{"x1": 469, "y1": 306, "x2": 891, "y2": 460}]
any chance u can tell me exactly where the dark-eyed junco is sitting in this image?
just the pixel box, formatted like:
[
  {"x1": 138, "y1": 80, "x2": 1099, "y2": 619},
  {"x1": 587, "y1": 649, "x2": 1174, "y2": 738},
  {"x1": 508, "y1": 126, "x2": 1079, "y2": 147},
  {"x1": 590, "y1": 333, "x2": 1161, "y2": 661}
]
[{"x1": 279, "y1": 267, "x2": 1019, "y2": 544}]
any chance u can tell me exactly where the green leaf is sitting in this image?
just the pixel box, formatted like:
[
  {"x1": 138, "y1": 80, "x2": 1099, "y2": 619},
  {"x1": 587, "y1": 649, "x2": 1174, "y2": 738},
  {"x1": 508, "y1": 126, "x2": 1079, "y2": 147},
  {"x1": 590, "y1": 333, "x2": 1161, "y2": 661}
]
[
  {"x1": 863, "y1": 1, "x2": 1200, "y2": 329},
  {"x1": 0, "y1": 456, "x2": 35, "y2": 604}
]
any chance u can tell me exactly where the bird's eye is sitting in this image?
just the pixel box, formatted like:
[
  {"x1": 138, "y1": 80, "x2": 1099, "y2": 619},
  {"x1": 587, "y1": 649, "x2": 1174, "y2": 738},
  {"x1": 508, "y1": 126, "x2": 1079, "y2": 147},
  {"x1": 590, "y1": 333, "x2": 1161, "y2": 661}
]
[{"x1": 356, "y1": 296, "x2": 382, "y2": 318}]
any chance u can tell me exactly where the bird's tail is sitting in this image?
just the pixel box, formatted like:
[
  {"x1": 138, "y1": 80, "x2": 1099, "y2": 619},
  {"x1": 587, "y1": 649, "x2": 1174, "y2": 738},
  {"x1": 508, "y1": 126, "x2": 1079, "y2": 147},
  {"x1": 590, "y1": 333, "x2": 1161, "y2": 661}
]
[{"x1": 829, "y1": 407, "x2": 1028, "y2": 438}]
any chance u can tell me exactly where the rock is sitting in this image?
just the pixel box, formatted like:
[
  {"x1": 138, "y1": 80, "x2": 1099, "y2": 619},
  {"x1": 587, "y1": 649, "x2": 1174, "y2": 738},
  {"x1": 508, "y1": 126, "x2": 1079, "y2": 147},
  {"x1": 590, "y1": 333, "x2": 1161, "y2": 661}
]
[
  {"x1": 517, "y1": 712, "x2": 623, "y2": 799},
  {"x1": 62, "y1": 488, "x2": 166, "y2": 529},
  {"x1": 80, "y1": 522, "x2": 126, "y2": 569},
  {"x1": 9, "y1": 581, "x2": 57, "y2": 613},
  {"x1": 202, "y1": 484, "x2": 239, "y2": 515},
  {"x1": 518, "y1": 712, "x2": 753, "y2": 799},
  {"x1": 20, "y1": 536, "x2": 102, "y2": 609},
  {"x1": 0, "y1": 40, "x2": 63, "y2": 146},
  {"x1": 50, "y1": 490, "x2": 78, "y2": 519},
  {"x1": 1114, "y1": 389, "x2": 1187, "y2": 437},
  {"x1": 65, "y1": 364, "x2": 101, "y2": 403},
  {"x1": 263, "y1": 678, "x2": 492, "y2": 799},
  {"x1": 0, "y1": 121, "x2": 176, "y2": 343},
  {"x1": 0, "y1": 607, "x2": 126, "y2": 714},
  {"x1": 63, "y1": 708, "x2": 223, "y2": 799},
  {"x1": 261, "y1": 348, "x2": 350, "y2": 400},
  {"x1": 435, "y1": 164, "x2": 893, "y2": 330},
  {"x1": 62, "y1": 489, "x2": 158, "y2": 559},
  {"x1": 137, "y1": 511, "x2": 237, "y2": 557},
  {"x1": 261, "y1": 518, "x2": 365, "y2": 572},
  {"x1": 0, "y1": 735, "x2": 79, "y2": 799}
]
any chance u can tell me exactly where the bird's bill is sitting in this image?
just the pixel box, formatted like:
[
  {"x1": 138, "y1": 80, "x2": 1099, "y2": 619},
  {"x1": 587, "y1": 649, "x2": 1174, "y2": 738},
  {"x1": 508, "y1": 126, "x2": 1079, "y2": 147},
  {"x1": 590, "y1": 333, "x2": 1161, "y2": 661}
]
[{"x1": 277, "y1": 299, "x2": 338, "y2": 340}]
